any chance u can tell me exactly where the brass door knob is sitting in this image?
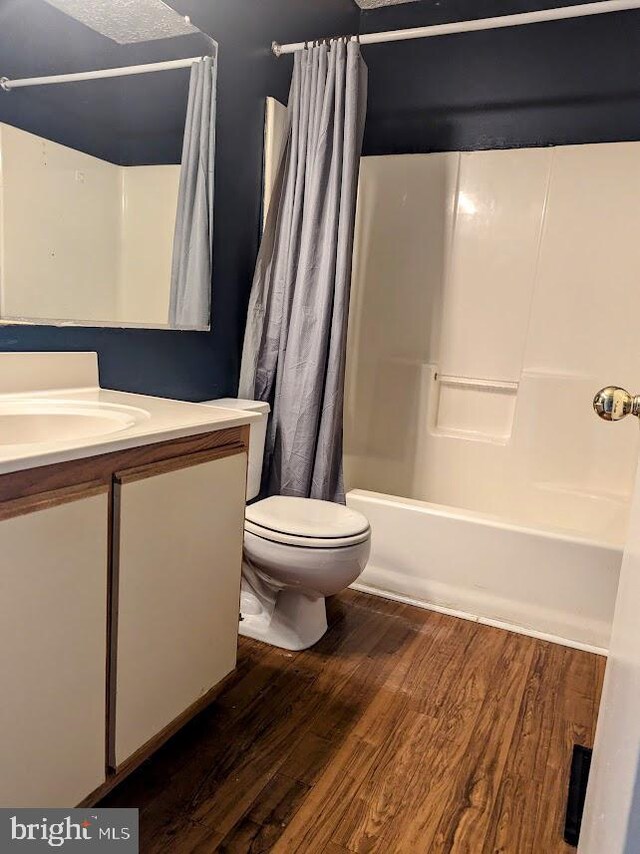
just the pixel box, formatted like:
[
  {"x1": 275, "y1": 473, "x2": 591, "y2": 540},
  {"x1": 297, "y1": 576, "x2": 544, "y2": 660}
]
[{"x1": 593, "y1": 386, "x2": 640, "y2": 421}]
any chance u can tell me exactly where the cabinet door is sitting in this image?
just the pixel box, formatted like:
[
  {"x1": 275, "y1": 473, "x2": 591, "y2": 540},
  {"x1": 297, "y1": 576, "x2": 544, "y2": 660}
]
[
  {"x1": 112, "y1": 450, "x2": 247, "y2": 768},
  {"x1": 0, "y1": 487, "x2": 108, "y2": 807}
]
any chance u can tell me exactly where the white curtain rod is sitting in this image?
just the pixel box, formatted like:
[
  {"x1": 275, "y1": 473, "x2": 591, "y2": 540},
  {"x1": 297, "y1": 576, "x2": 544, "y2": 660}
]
[
  {"x1": 0, "y1": 56, "x2": 206, "y2": 92},
  {"x1": 272, "y1": 0, "x2": 640, "y2": 56}
]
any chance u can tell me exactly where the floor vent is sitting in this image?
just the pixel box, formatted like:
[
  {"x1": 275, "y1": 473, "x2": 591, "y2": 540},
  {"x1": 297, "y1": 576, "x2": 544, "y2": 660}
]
[{"x1": 564, "y1": 744, "x2": 593, "y2": 846}]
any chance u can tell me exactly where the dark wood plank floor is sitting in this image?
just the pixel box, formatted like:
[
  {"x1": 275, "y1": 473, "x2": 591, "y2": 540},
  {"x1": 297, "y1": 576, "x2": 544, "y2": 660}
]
[{"x1": 101, "y1": 590, "x2": 606, "y2": 853}]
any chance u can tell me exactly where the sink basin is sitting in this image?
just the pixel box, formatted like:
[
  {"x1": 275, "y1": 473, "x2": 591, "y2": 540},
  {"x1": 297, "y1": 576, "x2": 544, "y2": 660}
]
[{"x1": 0, "y1": 399, "x2": 150, "y2": 446}]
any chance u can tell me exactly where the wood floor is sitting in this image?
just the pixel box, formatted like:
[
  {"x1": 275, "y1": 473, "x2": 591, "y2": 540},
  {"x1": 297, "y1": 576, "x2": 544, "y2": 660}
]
[{"x1": 100, "y1": 590, "x2": 606, "y2": 853}]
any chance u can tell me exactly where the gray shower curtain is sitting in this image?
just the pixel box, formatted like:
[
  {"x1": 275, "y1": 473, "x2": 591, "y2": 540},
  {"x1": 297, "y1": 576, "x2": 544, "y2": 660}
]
[
  {"x1": 239, "y1": 39, "x2": 368, "y2": 503},
  {"x1": 169, "y1": 53, "x2": 217, "y2": 329}
]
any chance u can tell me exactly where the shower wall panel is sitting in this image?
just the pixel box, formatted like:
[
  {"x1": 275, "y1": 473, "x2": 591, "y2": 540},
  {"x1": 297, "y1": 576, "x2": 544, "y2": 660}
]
[
  {"x1": 345, "y1": 142, "x2": 640, "y2": 543},
  {"x1": 0, "y1": 122, "x2": 121, "y2": 323},
  {"x1": 439, "y1": 148, "x2": 550, "y2": 383},
  {"x1": 0, "y1": 123, "x2": 179, "y2": 326},
  {"x1": 118, "y1": 165, "x2": 180, "y2": 325}
]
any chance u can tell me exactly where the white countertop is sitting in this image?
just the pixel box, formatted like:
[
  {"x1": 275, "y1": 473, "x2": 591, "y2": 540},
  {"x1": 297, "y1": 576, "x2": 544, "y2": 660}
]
[{"x1": 0, "y1": 353, "x2": 258, "y2": 476}]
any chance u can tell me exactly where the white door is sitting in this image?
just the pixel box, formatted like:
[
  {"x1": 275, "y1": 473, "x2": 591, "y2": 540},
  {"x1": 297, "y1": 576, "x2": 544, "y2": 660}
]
[{"x1": 580, "y1": 388, "x2": 640, "y2": 851}]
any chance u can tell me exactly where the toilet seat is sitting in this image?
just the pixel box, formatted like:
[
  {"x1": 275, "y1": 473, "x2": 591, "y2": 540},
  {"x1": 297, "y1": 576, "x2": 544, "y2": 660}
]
[
  {"x1": 245, "y1": 496, "x2": 371, "y2": 549},
  {"x1": 245, "y1": 520, "x2": 370, "y2": 549}
]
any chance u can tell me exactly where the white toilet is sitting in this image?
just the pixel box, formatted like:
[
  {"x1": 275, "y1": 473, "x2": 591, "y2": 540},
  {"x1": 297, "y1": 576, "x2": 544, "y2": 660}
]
[{"x1": 204, "y1": 398, "x2": 371, "y2": 650}]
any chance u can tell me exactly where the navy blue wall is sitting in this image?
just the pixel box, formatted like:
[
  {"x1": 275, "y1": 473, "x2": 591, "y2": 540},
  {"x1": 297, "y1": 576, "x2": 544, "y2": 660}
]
[
  {"x1": 361, "y1": 0, "x2": 640, "y2": 155},
  {"x1": 0, "y1": 0, "x2": 359, "y2": 400}
]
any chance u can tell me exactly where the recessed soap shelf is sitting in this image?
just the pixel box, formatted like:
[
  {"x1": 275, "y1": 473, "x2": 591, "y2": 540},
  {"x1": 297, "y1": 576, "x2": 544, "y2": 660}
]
[{"x1": 432, "y1": 373, "x2": 518, "y2": 444}]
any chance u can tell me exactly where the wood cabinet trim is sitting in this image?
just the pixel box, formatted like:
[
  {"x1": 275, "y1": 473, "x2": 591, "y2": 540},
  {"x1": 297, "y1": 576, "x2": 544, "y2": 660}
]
[
  {"x1": 0, "y1": 481, "x2": 109, "y2": 522},
  {"x1": 114, "y1": 442, "x2": 247, "y2": 484},
  {"x1": 0, "y1": 425, "x2": 250, "y2": 504}
]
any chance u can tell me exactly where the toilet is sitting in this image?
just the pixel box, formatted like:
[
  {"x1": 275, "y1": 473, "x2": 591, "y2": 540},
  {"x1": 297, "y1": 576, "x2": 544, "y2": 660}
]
[{"x1": 204, "y1": 398, "x2": 371, "y2": 650}]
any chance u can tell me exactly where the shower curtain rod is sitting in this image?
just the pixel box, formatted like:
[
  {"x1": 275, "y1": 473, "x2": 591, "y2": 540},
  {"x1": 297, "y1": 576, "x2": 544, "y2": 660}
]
[
  {"x1": 0, "y1": 56, "x2": 206, "y2": 92},
  {"x1": 271, "y1": 0, "x2": 640, "y2": 56}
]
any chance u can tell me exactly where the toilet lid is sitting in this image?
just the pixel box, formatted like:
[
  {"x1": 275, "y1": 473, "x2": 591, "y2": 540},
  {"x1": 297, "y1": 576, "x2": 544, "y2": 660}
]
[
  {"x1": 244, "y1": 520, "x2": 370, "y2": 549},
  {"x1": 246, "y1": 496, "x2": 370, "y2": 539}
]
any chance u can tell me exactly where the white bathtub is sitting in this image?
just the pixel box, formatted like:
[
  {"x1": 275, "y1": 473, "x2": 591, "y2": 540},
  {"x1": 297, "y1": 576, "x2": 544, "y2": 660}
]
[{"x1": 347, "y1": 489, "x2": 622, "y2": 654}]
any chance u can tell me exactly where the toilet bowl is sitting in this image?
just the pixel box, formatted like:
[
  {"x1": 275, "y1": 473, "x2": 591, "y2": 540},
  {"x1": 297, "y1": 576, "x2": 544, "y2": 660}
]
[
  {"x1": 242, "y1": 496, "x2": 371, "y2": 650},
  {"x1": 202, "y1": 398, "x2": 372, "y2": 651}
]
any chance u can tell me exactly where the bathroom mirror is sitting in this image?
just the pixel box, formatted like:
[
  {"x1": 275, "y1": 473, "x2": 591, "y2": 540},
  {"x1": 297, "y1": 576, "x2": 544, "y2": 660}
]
[{"x1": 0, "y1": 0, "x2": 216, "y2": 330}]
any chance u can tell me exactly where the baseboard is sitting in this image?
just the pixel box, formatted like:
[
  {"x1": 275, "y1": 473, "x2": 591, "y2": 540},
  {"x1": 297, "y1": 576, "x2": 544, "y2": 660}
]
[{"x1": 351, "y1": 582, "x2": 609, "y2": 657}]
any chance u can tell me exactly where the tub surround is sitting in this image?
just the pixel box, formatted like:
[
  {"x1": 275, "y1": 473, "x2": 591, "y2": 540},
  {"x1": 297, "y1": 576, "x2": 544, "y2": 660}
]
[
  {"x1": 346, "y1": 144, "x2": 640, "y2": 529},
  {"x1": 344, "y1": 141, "x2": 640, "y2": 655}
]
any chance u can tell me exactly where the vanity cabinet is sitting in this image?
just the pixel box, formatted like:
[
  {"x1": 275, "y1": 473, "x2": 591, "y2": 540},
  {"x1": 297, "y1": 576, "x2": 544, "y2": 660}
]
[
  {"x1": 0, "y1": 486, "x2": 109, "y2": 808},
  {"x1": 111, "y1": 449, "x2": 247, "y2": 769},
  {"x1": 0, "y1": 425, "x2": 249, "y2": 807}
]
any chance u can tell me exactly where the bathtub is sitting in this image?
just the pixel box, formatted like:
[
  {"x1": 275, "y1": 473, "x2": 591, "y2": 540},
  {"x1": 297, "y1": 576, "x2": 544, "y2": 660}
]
[{"x1": 347, "y1": 489, "x2": 622, "y2": 654}]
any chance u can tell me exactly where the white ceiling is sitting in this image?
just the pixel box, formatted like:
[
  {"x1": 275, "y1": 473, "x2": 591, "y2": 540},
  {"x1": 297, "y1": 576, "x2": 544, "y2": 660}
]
[{"x1": 356, "y1": 0, "x2": 421, "y2": 7}]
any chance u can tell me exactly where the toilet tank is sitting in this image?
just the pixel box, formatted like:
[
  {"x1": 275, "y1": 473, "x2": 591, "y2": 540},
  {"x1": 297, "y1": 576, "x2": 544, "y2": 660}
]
[{"x1": 202, "y1": 398, "x2": 270, "y2": 500}]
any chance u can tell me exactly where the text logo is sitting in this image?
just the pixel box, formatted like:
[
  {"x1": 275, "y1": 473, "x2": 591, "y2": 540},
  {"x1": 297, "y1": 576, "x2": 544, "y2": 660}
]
[{"x1": 1, "y1": 810, "x2": 138, "y2": 851}]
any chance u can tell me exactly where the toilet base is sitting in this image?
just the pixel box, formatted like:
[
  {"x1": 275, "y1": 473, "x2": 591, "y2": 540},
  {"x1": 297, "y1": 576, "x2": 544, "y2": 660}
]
[{"x1": 239, "y1": 581, "x2": 328, "y2": 651}]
